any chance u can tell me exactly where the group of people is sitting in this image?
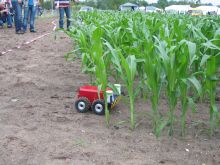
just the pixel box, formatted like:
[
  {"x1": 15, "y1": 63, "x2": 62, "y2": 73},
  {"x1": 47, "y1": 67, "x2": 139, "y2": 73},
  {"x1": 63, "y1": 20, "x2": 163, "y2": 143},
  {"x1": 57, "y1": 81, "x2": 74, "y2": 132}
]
[
  {"x1": 0, "y1": 0, "x2": 75, "y2": 35},
  {"x1": 0, "y1": 0, "x2": 38, "y2": 34}
]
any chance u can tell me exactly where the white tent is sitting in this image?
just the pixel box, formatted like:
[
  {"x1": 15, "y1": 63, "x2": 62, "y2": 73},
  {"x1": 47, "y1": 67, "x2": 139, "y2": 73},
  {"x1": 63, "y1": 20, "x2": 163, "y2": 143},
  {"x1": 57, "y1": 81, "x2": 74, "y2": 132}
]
[
  {"x1": 145, "y1": 6, "x2": 162, "y2": 12},
  {"x1": 139, "y1": 6, "x2": 146, "y2": 12},
  {"x1": 165, "y1": 5, "x2": 192, "y2": 14},
  {"x1": 139, "y1": 6, "x2": 161, "y2": 12}
]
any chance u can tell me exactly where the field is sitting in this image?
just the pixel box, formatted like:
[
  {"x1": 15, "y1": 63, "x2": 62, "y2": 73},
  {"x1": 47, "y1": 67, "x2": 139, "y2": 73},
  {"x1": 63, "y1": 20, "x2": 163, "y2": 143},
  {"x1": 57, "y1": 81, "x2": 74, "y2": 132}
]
[{"x1": 0, "y1": 16, "x2": 220, "y2": 165}]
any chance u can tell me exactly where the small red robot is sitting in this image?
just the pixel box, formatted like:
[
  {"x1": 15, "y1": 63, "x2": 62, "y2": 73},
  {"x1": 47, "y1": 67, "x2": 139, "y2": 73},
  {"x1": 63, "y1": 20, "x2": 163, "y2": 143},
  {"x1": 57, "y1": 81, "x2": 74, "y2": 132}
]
[{"x1": 75, "y1": 85, "x2": 121, "y2": 115}]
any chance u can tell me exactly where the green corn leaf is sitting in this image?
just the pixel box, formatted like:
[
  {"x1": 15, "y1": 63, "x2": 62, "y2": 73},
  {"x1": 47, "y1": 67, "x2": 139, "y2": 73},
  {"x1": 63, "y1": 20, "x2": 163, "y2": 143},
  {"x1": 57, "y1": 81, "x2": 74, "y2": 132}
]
[
  {"x1": 214, "y1": 28, "x2": 220, "y2": 37},
  {"x1": 208, "y1": 75, "x2": 220, "y2": 81},
  {"x1": 134, "y1": 81, "x2": 142, "y2": 99},
  {"x1": 97, "y1": 84, "x2": 102, "y2": 100},
  {"x1": 200, "y1": 54, "x2": 210, "y2": 67},
  {"x1": 118, "y1": 54, "x2": 131, "y2": 83},
  {"x1": 155, "y1": 120, "x2": 169, "y2": 137},
  {"x1": 187, "y1": 76, "x2": 202, "y2": 97},
  {"x1": 107, "y1": 83, "x2": 119, "y2": 95},
  {"x1": 104, "y1": 41, "x2": 122, "y2": 74},
  {"x1": 136, "y1": 59, "x2": 145, "y2": 63},
  {"x1": 186, "y1": 41, "x2": 196, "y2": 65},
  {"x1": 126, "y1": 55, "x2": 137, "y2": 81},
  {"x1": 203, "y1": 41, "x2": 220, "y2": 51},
  {"x1": 212, "y1": 104, "x2": 218, "y2": 113},
  {"x1": 82, "y1": 67, "x2": 96, "y2": 73},
  {"x1": 154, "y1": 37, "x2": 169, "y2": 62},
  {"x1": 188, "y1": 98, "x2": 196, "y2": 113}
]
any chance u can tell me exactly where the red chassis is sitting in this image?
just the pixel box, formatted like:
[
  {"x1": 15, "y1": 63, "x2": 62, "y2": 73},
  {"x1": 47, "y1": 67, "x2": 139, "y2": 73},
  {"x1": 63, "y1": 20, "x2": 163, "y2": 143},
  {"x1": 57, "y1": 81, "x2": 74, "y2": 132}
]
[{"x1": 75, "y1": 85, "x2": 121, "y2": 115}]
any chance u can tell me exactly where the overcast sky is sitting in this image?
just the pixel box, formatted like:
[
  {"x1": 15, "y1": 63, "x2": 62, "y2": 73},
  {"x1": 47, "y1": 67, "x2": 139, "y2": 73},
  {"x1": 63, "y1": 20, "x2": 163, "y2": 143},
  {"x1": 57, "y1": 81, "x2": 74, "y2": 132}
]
[
  {"x1": 145, "y1": 0, "x2": 220, "y2": 5},
  {"x1": 201, "y1": 0, "x2": 220, "y2": 5}
]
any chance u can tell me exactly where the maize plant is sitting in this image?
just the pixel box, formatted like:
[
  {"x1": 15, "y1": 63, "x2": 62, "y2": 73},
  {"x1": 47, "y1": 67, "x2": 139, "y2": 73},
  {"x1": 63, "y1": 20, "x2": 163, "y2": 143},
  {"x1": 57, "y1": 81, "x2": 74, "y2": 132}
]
[
  {"x1": 201, "y1": 31, "x2": 220, "y2": 135},
  {"x1": 66, "y1": 11, "x2": 220, "y2": 136}
]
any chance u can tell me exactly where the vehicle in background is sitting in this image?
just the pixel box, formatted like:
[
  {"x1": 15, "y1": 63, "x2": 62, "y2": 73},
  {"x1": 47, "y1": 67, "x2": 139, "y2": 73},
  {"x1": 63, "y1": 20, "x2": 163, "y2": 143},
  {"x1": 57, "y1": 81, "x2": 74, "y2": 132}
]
[{"x1": 188, "y1": 8, "x2": 203, "y2": 16}]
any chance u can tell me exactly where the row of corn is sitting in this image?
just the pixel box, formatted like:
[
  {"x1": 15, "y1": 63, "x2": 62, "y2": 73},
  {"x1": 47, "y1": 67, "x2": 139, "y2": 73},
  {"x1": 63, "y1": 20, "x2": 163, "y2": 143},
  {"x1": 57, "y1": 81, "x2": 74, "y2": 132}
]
[{"x1": 66, "y1": 11, "x2": 220, "y2": 137}]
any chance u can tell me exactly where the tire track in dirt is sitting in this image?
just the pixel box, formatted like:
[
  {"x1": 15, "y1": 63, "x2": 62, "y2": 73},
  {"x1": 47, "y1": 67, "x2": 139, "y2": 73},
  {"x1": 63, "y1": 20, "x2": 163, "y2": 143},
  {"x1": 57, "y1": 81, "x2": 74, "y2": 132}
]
[{"x1": 0, "y1": 20, "x2": 57, "y2": 56}]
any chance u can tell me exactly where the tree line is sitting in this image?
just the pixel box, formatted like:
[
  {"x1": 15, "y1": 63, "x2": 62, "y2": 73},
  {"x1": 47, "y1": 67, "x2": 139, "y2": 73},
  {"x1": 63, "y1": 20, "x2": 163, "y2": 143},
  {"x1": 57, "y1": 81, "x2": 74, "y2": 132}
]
[
  {"x1": 38, "y1": 0, "x2": 219, "y2": 10},
  {"x1": 80, "y1": 0, "x2": 204, "y2": 10}
]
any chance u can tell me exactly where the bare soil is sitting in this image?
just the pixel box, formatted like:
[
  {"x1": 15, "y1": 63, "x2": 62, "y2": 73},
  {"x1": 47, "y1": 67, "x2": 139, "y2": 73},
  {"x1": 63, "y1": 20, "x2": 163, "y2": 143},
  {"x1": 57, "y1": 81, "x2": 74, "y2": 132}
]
[{"x1": 0, "y1": 18, "x2": 220, "y2": 165}]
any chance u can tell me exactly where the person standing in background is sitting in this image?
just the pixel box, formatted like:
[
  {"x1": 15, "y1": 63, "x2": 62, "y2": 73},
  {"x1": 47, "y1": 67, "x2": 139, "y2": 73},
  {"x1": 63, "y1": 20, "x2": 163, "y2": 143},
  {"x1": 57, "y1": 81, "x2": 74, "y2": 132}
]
[
  {"x1": 23, "y1": 0, "x2": 38, "y2": 32},
  {"x1": 55, "y1": 0, "x2": 79, "y2": 30},
  {"x1": 55, "y1": 0, "x2": 74, "y2": 30},
  {"x1": 11, "y1": 0, "x2": 23, "y2": 34}
]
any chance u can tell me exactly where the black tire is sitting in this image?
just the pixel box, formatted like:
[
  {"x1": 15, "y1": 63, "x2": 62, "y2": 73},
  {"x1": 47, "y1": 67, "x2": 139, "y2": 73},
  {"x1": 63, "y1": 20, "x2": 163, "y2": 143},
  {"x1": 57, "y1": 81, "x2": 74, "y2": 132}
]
[
  {"x1": 92, "y1": 99, "x2": 105, "y2": 115},
  {"x1": 75, "y1": 97, "x2": 90, "y2": 113}
]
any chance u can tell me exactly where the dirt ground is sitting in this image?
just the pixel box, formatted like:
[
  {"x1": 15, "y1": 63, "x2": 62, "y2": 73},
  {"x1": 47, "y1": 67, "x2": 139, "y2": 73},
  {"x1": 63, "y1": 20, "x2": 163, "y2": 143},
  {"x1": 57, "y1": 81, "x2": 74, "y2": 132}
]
[{"x1": 0, "y1": 18, "x2": 220, "y2": 165}]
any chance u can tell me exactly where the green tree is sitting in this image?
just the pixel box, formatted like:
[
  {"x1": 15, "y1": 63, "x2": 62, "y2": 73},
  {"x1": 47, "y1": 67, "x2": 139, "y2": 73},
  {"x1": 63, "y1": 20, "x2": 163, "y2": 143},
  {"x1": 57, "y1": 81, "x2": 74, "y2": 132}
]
[
  {"x1": 97, "y1": 0, "x2": 135, "y2": 10},
  {"x1": 83, "y1": 0, "x2": 97, "y2": 7},
  {"x1": 137, "y1": 0, "x2": 148, "y2": 6},
  {"x1": 157, "y1": 0, "x2": 168, "y2": 9}
]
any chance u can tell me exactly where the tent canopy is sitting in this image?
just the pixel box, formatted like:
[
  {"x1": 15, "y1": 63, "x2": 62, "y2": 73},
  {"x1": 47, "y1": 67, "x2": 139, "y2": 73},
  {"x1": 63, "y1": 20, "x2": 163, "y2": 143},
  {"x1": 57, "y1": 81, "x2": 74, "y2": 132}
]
[
  {"x1": 165, "y1": 5, "x2": 191, "y2": 13},
  {"x1": 120, "y1": 2, "x2": 138, "y2": 11},
  {"x1": 120, "y1": 3, "x2": 138, "y2": 7}
]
